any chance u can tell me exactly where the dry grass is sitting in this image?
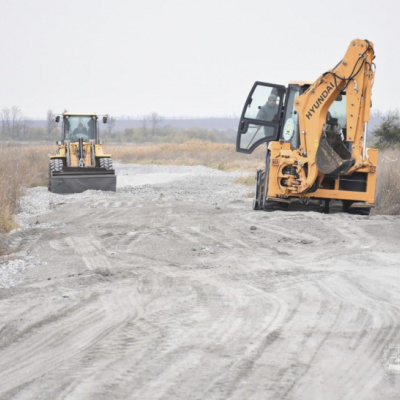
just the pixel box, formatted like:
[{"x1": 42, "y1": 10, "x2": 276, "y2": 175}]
[
  {"x1": 373, "y1": 149, "x2": 400, "y2": 215},
  {"x1": 235, "y1": 175, "x2": 256, "y2": 186},
  {"x1": 0, "y1": 141, "x2": 264, "y2": 234},
  {"x1": 0, "y1": 141, "x2": 399, "y2": 234},
  {"x1": 0, "y1": 143, "x2": 51, "y2": 232},
  {"x1": 107, "y1": 140, "x2": 266, "y2": 172}
]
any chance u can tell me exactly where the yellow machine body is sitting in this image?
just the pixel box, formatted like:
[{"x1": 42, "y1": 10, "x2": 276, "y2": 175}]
[
  {"x1": 236, "y1": 39, "x2": 377, "y2": 214},
  {"x1": 48, "y1": 112, "x2": 116, "y2": 194}
]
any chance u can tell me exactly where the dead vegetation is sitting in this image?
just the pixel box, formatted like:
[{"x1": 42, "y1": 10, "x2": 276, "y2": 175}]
[
  {"x1": 0, "y1": 141, "x2": 399, "y2": 234},
  {"x1": 108, "y1": 141, "x2": 265, "y2": 171},
  {"x1": 373, "y1": 149, "x2": 400, "y2": 215},
  {"x1": 235, "y1": 175, "x2": 256, "y2": 186},
  {"x1": 0, "y1": 143, "x2": 51, "y2": 232}
]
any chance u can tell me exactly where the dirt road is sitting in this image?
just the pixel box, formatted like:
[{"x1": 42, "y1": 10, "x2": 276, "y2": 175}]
[{"x1": 1, "y1": 164, "x2": 400, "y2": 399}]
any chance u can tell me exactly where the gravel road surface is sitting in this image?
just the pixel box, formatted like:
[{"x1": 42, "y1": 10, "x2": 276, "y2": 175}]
[{"x1": 1, "y1": 163, "x2": 400, "y2": 399}]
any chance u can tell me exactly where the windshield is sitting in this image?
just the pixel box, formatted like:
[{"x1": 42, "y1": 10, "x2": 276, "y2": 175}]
[
  {"x1": 63, "y1": 116, "x2": 97, "y2": 141},
  {"x1": 237, "y1": 83, "x2": 284, "y2": 153},
  {"x1": 244, "y1": 85, "x2": 282, "y2": 121}
]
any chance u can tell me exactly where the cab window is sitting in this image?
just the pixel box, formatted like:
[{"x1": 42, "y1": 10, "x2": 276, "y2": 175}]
[
  {"x1": 236, "y1": 82, "x2": 285, "y2": 154},
  {"x1": 280, "y1": 88, "x2": 300, "y2": 149}
]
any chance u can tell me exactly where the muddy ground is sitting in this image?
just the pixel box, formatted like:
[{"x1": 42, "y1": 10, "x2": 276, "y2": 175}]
[{"x1": 1, "y1": 163, "x2": 400, "y2": 399}]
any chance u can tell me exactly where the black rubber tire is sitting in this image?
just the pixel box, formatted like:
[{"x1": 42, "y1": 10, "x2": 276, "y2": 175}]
[
  {"x1": 321, "y1": 199, "x2": 330, "y2": 214},
  {"x1": 49, "y1": 159, "x2": 63, "y2": 173},
  {"x1": 99, "y1": 158, "x2": 113, "y2": 170},
  {"x1": 252, "y1": 199, "x2": 259, "y2": 210},
  {"x1": 342, "y1": 200, "x2": 371, "y2": 216},
  {"x1": 262, "y1": 152, "x2": 289, "y2": 211},
  {"x1": 252, "y1": 169, "x2": 263, "y2": 211},
  {"x1": 49, "y1": 159, "x2": 64, "y2": 191}
]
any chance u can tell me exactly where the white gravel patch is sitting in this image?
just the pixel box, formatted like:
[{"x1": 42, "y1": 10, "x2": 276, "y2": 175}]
[
  {"x1": 0, "y1": 257, "x2": 46, "y2": 288},
  {"x1": 16, "y1": 163, "x2": 253, "y2": 228}
]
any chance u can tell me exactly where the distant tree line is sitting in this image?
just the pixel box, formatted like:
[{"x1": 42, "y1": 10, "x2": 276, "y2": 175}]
[
  {"x1": 0, "y1": 108, "x2": 235, "y2": 143},
  {"x1": 0, "y1": 107, "x2": 60, "y2": 141},
  {"x1": 2, "y1": 106, "x2": 399, "y2": 148},
  {"x1": 101, "y1": 112, "x2": 236, "y2": 144}
]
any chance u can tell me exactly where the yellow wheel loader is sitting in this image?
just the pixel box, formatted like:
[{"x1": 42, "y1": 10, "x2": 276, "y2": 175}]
[
  {"x1": 48, "y1": 112, "x2": 116, "y2": 194},
  {"x1": 236, "y1": 39, "x2": 377, "y2": 214}
]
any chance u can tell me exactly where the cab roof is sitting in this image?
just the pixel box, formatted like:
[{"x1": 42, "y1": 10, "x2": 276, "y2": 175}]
[
  {"x1": 288, "y1": 80, "x2": 312, "y2": 87},
  {"x1": 63, "y1": 112, "x2": 98, "y2": 117}
]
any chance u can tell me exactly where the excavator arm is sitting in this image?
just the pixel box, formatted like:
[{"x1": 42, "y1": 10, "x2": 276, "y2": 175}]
[{"x1": 294, "y1": 39, "x2": 375, "y2": 193}]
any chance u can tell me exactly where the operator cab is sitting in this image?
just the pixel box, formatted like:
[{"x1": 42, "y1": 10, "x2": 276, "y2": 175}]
[
  {"x1": 236, "y1": 81, "x2": 348, "y2": 153},
  {"x1": 62, "y1": 114, "x2": 99, "y2": 143},
  {"x1": 236, "y1": 82, "x2": 286, "y2": 153}
]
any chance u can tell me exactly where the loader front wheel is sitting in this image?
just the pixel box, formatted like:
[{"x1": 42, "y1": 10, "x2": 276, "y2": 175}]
[
  {"x1": 252, "y1": 199, "x2": 259, "y2": 210},
  {"x1": 262, "y1": 151, "x2": 288, "y2": 211},
  {"x1": 49, "y1": 159, "x2": 63, "y2": 173},
  {"x1": 253, "y1": 169, "x2": 264, "y2": 211},
  {"x1": 99, "y1": 158, "x2": 113, "y2": 171},
  {"x1": 48, "y1": 159, "x2": 64, "y2": 191}
]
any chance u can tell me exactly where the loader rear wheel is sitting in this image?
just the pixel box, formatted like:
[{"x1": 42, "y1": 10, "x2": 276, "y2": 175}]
[{"x1": 342, "y1": 200, "x2": 371, "y2": 216}]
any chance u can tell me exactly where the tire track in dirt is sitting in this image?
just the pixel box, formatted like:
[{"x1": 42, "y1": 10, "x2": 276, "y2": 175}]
[
  {"x1": 2, "y1": 167, "x2": 400, "y2": 399},
  {"x1": 0, "y1": 283, "x2": 145, "y2": 399},
  {"x1": 333, "y1": 275, "x2": 400, "y2": 400},
  {"x1": 280, "y1": 273, "x2": 400, "y2": 400},
  {"x1": 1, "y1": 226, "x2": 147, "y2": 398}
]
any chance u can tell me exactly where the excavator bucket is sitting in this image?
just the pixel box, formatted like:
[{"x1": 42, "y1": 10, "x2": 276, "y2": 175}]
[
  {"x1": 49, "y1": 167, "x2": 116, "y2": 194},
  {"x1": 316, "y1": 126, "x2": 354, "y2": 175}
]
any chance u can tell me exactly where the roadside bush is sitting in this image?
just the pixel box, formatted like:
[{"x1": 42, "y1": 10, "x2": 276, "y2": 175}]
[{"x1": 373, "y1": 110, "x2": 400, "y2": 149}]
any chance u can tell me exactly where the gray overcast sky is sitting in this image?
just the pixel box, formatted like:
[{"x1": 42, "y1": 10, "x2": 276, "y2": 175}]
[{"x1": 0, "y1": 0, "x2": 398, "y2": 119}]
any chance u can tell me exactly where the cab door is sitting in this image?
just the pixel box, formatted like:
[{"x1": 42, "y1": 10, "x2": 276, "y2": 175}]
[{"x1": 236, "y1": 82, "x2": 286, "y2": 154}]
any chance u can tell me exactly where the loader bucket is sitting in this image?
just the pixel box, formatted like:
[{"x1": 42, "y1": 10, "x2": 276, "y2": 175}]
[
  {"x1": 316, "y1": 127, "x2": 354, "y2": 175},
  {"x1": 49, "y1": 168, "x2": 116, "y2": 194}
]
